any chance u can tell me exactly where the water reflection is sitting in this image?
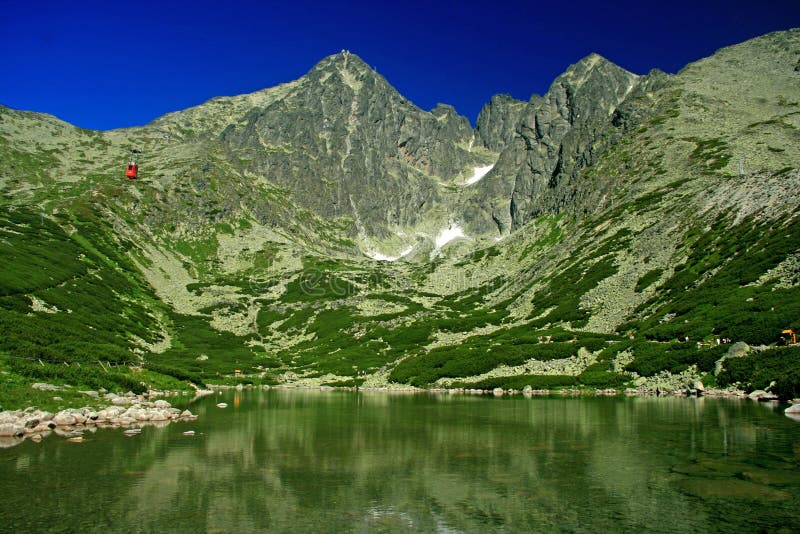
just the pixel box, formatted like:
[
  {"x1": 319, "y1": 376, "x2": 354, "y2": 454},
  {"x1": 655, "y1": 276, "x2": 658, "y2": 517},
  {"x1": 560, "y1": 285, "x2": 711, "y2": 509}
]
[{"x1": 1, "y1": 392, "x2": 799, "y2": 532}]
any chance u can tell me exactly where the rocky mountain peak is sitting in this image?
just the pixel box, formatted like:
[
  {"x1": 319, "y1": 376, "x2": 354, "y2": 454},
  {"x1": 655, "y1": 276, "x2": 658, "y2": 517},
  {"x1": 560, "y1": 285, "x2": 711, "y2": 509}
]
[
  {"x1": 305, "y1": 51, "x2": 382, "y2": 91},
  {"x1": 215, "y1": 49, "x2": 481, "y2": 240},
  {"x1": 465, "y1": 54, "x2": 640, "y2": 234}
]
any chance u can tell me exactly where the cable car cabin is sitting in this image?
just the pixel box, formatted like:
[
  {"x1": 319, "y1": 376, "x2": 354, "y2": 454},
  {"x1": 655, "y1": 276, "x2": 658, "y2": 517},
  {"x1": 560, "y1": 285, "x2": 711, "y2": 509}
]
[{"x1": 126, "y1": 163, "x2": 138, "y2": 179}]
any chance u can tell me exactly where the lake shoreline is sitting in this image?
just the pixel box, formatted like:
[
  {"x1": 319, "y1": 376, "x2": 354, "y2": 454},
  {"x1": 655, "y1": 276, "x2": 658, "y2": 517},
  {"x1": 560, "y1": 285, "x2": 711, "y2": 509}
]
[
  {"x1": 258, "y1": 382, "x2": 751, "y2": 399},
  {"x1": 4, "y1": 382, "x2": 796, "y2": 449},
  {"x1": 0, "y1": 390, "x2": 202, "y2": 449}
]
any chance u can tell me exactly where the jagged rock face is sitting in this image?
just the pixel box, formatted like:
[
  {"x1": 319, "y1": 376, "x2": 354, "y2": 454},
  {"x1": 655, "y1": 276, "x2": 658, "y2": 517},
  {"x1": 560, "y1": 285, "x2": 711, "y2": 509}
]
[
  {"x1": 220, "y1": 52, "x2": 475, "y2": 236},
  {"x1": 475, "y1": 94, "x2": 528, "y2": 152},
  {"x1": 509, "y1": 54, "x2": 638, "y2": 228},
  {"x1": 431, "y1": 103, "x2": 474, "y2": 142},
  {"x1": 610, "y1": 69, "x2": 673, "y2": 131},
  {"x1": 467, "y1": 54, "x2": 638, "y2": 233}
]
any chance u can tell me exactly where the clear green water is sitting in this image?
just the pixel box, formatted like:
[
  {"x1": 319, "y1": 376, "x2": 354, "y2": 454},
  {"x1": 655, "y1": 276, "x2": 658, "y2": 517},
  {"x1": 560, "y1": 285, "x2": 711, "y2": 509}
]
[{"x1": 1, "y1": 390, "x2": 799, "y2": 532}]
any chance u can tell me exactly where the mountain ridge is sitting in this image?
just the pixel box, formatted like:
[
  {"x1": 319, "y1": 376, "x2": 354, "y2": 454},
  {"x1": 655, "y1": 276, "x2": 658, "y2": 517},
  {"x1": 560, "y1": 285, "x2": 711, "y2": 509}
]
[{"x1": 1, "y1": 30, "x2": 799, "y2": 407}]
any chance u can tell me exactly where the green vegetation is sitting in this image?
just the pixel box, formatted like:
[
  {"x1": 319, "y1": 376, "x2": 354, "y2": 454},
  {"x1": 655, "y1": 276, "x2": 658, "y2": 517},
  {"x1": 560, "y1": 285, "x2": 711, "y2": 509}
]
[
  {"x1": 389, "y1": 325, "x2": 617, "y2": 387},
  {"x1": 5, "y1": 357, "x2": 146, "y2": 394},
  {"x1": 452, "y1": 375, "x2": 579, "y2": 390},
  {"x1": 717, "y1": 346, "x2": 800, "y2": 399},
  {"x1": 623, "y1": 342, "x2": 726, "y2": 376},
  {"x1": 153, "y1": 312, "x2": 258, "y2": 379},
  {"x1": 685, "y1": 137, "x2": 731, "y2": 174},
  {"x1": 280, "y1": 258, "x2": 360, "y2": 303},
  {"x1": 627, "y1": 213, "x2": 800, "y2": 346},
  {"x1": 529, "y1": 257, "x2": 618, "y2": 328},
  {"x1": 518, "y1": 214, "x2": 565, "y2": 259},
  {"x1": 274, "y1": 305, "x2": 433, "y2": 376},
  {"x1": 635, "y1": 268, "x2": 664, "y2": 292},
  {"x1": 0, "y1": 208, "x2": 159, "y2": 378},
  {"x1": 0, "y1": 136, "x2": 58, "y2": 183}
]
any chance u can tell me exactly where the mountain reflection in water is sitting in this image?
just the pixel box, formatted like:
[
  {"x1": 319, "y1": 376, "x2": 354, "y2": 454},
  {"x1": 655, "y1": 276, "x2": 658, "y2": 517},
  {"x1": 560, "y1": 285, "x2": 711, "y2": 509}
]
[{"x1": 1, "y1": 390, "x2": 799, "y2": 532}]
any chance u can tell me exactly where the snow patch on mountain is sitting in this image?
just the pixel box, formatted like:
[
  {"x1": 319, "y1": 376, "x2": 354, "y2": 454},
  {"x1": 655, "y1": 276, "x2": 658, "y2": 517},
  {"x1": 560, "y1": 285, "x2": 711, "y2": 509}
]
[
  {"x1": 367, "y1": 245, "x2": 414, "y2": 262},
  {"x1": 463, "y1": 164, "x2": 494, "y2": 186},
  {"x1": 429, "y1": 224, "x2": 469, "y2": 260}
]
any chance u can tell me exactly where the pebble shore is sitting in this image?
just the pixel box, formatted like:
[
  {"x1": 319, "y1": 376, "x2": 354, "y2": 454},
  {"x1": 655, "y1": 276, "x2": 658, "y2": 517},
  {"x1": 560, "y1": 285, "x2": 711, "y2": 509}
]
[{"x1": 0, "y1": 391, "x2": 199, "y2": 448}]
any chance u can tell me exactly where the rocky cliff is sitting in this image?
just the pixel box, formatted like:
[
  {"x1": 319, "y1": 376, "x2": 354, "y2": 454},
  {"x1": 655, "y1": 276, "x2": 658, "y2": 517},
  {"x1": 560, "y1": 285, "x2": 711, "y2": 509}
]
[
  {"x1": 465, "y1": 54, "x2": 639, "y2": 234},
  {"x1": 216, "y1": 52, "x2": 486, "y2": 237},
  {"x1": 475, "y1": 94, "x2": 528, "y2": 152}
]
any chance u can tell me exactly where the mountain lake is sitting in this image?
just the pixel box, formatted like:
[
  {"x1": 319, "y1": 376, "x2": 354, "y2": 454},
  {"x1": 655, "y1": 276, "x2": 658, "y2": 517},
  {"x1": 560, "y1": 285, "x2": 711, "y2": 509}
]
[{"x1": 1, "y1": 389, "x2": 799, "y2": 532}]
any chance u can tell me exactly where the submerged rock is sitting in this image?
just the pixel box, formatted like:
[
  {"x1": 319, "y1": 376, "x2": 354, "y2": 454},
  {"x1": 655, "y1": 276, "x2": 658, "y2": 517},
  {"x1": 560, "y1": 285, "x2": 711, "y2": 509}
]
[{"x1": 676, "y1": 478, "x2": 790, "y2": 501}]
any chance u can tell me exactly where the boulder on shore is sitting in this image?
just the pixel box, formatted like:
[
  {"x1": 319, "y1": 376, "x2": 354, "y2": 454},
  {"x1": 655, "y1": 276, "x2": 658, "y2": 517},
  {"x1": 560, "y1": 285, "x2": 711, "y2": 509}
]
[
  {"x1": 749, "y1": 390, "x2": 779, "y2": 401},
  {"x1": 52, "y1": 413, "x2": 77, "y2": 426}
]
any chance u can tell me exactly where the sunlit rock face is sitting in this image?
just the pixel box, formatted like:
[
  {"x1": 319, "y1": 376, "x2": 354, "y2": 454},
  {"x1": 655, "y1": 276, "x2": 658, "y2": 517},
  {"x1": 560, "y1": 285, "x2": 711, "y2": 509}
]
[{"x1": 218, "y1": 52, "x2": 480, "y2": 238}]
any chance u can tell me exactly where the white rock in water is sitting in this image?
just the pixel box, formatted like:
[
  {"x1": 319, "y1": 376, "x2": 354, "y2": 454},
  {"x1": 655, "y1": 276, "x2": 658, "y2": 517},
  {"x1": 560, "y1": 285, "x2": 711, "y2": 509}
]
[
  {"x1": 493, "y1": 388, "x2": 504, "y2": 397},
  {"x1": 71, "y1": 412, "x2": 87, "y2": 425},
  {"x1": 0, "y1": 423, "x2": 24, "y2": 437},
  {"x1": 123, "y1": 428, "x2": 141, "y2": 436},
  {"x1": 785, "y1": 404, "x2": 800, "y2": 414},
  {"x1": 32, "y1": 423, "x2": 52, "y2": 434},
  {"x1": 182, "y1": 430, "x2": 195, "y2": 436},
  {"x1": 52, "y1": 413, "x2": 77, "y2": 426},
  {"x1": 216, "y1": 403, "x2": 228, "y2": 408},
  {"x1": 150, "y1": 410, "x2": 168, "y2": 421},
  {"x1": 104, "y1": 406, "x2": 125, "y2": 418},
  {"x1": 67, "y1": 436, "x2": 83, "y2": 443},
  {"x1": 749, "y1": 390, "x2": 779, "y2": 401},
  {"x1": 153, "y1": 400, "x2": 171, "y2": 409}
]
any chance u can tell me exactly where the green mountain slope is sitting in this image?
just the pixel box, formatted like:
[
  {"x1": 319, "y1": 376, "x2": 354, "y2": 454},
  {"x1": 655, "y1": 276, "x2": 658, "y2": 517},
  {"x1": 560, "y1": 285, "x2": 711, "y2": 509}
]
[{"x1": 1, "y1": 30, "x2": 799, "y2": 406}]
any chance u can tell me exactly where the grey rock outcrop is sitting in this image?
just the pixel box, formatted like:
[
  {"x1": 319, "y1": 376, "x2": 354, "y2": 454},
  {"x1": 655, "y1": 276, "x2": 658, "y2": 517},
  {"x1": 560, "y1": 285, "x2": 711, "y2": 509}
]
[
  {"x1": 468, "y1": 54, "x2": 639, "y2": 233},
  {"x1": 715, "y1": 342, "x2": 751, "y2": 375},
  {"x1": 475, "y1": 94, "x2": 528, "y2": 152}
]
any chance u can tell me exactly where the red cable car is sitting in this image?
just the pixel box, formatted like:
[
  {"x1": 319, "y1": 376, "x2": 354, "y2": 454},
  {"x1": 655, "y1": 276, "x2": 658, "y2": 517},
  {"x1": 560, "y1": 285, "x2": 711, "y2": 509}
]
[{"x1": 126, "y1": 149, "x2": 142, "y2": 179}]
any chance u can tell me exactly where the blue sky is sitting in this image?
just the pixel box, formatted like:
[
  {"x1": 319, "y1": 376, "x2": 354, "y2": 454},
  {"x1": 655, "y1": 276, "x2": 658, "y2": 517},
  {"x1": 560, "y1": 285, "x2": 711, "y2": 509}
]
[{"x1": 1, "y1": 0, "x2": 799, "y2": 130}]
